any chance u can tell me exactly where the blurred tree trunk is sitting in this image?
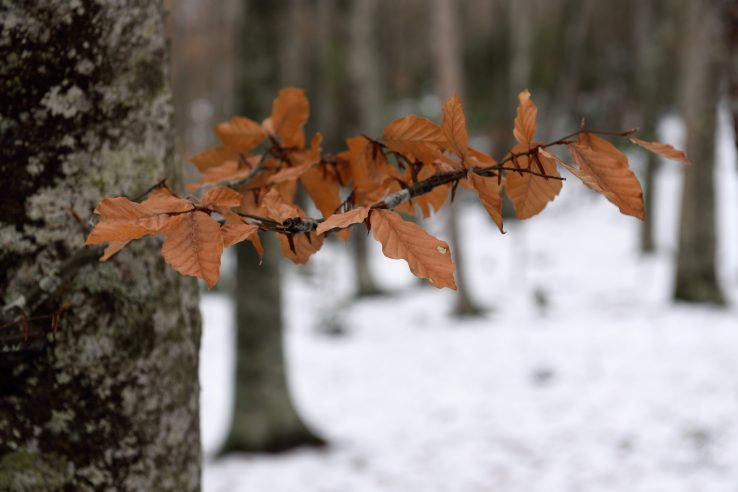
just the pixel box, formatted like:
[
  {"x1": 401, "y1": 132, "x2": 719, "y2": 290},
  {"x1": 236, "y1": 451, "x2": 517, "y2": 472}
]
[
  {"x1": 674, "y1": 0, "x2": 725, "y2": 304},
  {"x1": 432, "y1": 0, "x2": 482, "y2": 316},
  {"x1": 222, "y1": 236, "x2": 324, "y2": 452},
  {"x1": 633, "y1": 0, "x2": 661, "y2": 254},
  {"x1": 348, "y1": 0, "x2": 384, "y2": 297},
  {"x1": 222, "y1": 0, "x2": 324, "y2": 453},
  {"x1": 0, "y1": 1, "x2": 202, "y2": 490},
  {"x1": 725, "y1": 1, "x2": 738, "y2": 164}
]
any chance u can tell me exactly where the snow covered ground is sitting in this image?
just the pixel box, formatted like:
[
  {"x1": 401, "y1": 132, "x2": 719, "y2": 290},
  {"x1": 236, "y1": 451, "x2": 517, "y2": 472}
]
[{"x1": 199, "y1": 112, "x2": 738, "y2": 492}]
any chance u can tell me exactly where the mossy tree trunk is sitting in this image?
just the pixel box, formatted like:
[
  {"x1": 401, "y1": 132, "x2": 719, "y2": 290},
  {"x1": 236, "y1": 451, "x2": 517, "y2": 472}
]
[
  {"x1": 674, "y1": 0, "x2": 725, "y2": 304},
  {"x1": 0, "y1": 1, "x2": 202, "y2": 490}
]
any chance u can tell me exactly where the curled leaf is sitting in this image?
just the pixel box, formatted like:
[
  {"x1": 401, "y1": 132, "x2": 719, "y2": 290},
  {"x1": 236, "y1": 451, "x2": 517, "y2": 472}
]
[
  {"x1": 215, "y1": 116, "x2": 266, "y2": 153},
  {"x1": 381, "y1": 115, "x2": 446, "y2": 163},
  {"x1": 316, "y1": 207, "x2": 369, "y2": 235},
  {"x1": 629, "y1": 137, "x2": 689, "y2": 163},
  {"x1": 513, "y1": 89, "x2": 537, "y2": 145}
]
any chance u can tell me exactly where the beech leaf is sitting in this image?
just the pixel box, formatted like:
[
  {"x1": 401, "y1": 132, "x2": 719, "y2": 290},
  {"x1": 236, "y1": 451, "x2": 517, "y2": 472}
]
[
  {"x1": 269, "y1": 87, "x2": 309, "y2": 148},
  {"x1": 629, "y1": 137, "x2": 690, "y2": 163},
  {"x1": 567, "y1": 137, "x2": 644, "y2": 219},
  {"x1": 381, "y1": 115, "x2": 446, "y2": 163},
  {"x1": 316, "y1": 207, "x2": 369, "y2": 235},
  {"x1": 161, "y1": 211, "x2": 223, "y2": 288},
  {"x1": 441, "y1": 95, "x2": 469, "y2": 161},
  {"x1": 370, "y1": 209, "x2": 456, "y2": 289},
  {"x1": 513, "y1": 89, "x2": 537, "y2": 145},
  {"x1": 215, "y1": 116, "x2": 266, "y2": 153},
  {"x1": 505, "y1": 144, "x2": 562, "y2": 219},
  {"x1": 468, "y1": 172, "x2": 504, "y2": 233}
]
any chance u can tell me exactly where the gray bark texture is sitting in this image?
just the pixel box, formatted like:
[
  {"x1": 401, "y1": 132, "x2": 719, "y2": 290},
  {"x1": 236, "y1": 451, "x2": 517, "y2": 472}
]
[
  {"x1": 674, "y1": 0, "x2": 725, "y2": 304},
  {"x1": 0, "y1": 1, "x2": 202, "y2": 490}
]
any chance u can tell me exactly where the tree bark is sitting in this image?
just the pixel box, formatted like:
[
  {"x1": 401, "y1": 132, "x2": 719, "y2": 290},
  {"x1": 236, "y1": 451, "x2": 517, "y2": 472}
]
[
  {"x1": 0, "y1": 1, "x2": 201, "y2": 490},
  {"x1": 432, "y1": 0, "x2": 482, "y2": 316},
  {"x1": 674, "y1": 0, "x2": 725, "y2": 304}
]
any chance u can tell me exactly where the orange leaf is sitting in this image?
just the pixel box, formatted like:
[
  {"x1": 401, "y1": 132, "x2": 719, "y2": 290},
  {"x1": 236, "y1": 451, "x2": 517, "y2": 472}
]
[
  {"x1": 505, "y1": 144, "x2": 561, "y2": 219},
  {"x1": 415, "y1": 163, "x2": 449, "y2": 218},
  {"x1": 370, "y1": 209, "x2": 456, "y2": 289},
  {"x1": 100, "y1": 240, "x2": 130, "y2": 261},
  {"x1": 215, "y1": 116, "x2": 266, "y2": 153},
  {"x1": 629, "y1": 137, "x2": 690, "y2": 163},
  {"x1": 261, "y1": 188, "x2": 299, "y2": 222},
  {"x1": 278, "y1": 232, "x2": 324, "y2": 264},
  {"x1": 221, "y1": 223, "x2": 263, "y2": 256},
  {"x1": 468, "y1": 172, "x2": 504, "y2": 233},
  {"x1": 269, "y1": 87, "x2": 309, "y2": 148},
  {"x1": 513, "y1": 89, "x2": 537, "y2": 145},
  {"x1": 200, "y1": 187, "x2": 243, "y2": 208},
  {"x1": 381, "y1": 115, "x2": 446, "y2": 163},
  {"x1": 316, "y1": 207, "x2": 369, "y2": 235},
  {"x1": 441, "y1": 95, "x2": 469, "y2": 161},
  {"x1": 301, "y1": 165, "x2": 342, "y2": 217},
  {"x1": 567, "y1": 140, "x2": 645, "y2": 219},
  {"x1": 161, "y1": 211, "x2": 223, "y2": 288},
  {"x1": 85, "y1": 197, "x2": 188, "y2": 245},
  {"x1": 190, "y1": 145, "x2": 240, "y2": 173},
  {"x1": 268, "y1": 133, "x2": 322, "y2": 184},
  {"x1": 347, "y1": 136, "x2": 392, "y2": 191}
]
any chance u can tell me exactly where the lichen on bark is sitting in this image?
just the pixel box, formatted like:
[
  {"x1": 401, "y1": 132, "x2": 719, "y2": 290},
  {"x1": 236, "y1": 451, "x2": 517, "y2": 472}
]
[{"x1": 0, "y1": 1, "x2": 202, "y2": 490}]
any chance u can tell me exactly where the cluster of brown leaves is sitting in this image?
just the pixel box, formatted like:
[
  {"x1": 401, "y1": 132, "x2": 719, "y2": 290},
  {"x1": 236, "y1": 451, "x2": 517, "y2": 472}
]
[{"x1": 86, "y1": 88, "x2": 688, "y2": 289}]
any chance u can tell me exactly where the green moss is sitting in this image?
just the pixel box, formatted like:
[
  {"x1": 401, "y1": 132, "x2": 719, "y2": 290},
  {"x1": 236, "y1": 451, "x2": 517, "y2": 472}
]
[{"x1": 0, "y1": 451, "x2": 70, "y2": 491}]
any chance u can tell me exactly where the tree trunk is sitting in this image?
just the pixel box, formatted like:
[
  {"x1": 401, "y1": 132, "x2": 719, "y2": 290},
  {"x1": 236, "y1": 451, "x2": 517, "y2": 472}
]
[
  {"x1": 348, "y1": 0, "x2": 384, "y2": 297},
  {"x1": 221, "y1": 236, "x2": 324, "y2": 453},
  {"x1": 219, "y1": 0, "x2": 324, "y2": 454},
  {"x1": 724, "y1": 0, "x2": 738, "y2": 164},
  {"x1": 633, "y1": 0, "x2": 661, "y2": 254},
  {"x1": 0, "y1": 1, "x2": 202, "y2": 490},
  {"x1": 674, "y1": 0, "x2": 725, "y2": 304},
  {"x1": 432, "y1": 0, "x2": 482, "y2": 316}
]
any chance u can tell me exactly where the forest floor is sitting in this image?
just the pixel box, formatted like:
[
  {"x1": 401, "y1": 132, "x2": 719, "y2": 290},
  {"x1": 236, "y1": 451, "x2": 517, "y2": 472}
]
[{"x1": 200, "y1": 114, "x2": 738, "y2": 492}]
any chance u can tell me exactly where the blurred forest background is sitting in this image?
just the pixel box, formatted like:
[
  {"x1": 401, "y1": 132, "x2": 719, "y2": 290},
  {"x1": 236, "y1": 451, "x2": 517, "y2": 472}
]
[{"x1": 167, "y1": 0, "x2": 738, "y2": 491}]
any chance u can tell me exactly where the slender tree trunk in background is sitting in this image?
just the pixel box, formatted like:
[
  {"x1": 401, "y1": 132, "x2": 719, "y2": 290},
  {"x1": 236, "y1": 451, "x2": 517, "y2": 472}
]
[
  {"x1": 633, "y1": 0, "x2": 661, "y2": 254},
  {"x1": 432, "y1": 0, "x2": 482, "y2": 316},
  {"x1": 221, "y1": 0, "x2": 324, "y2": 454},
  {"x1": 674, "y1": 0, "x2": 725, "y2": 304},
  {"x1": 725, "y1": 1, "x2": 738, "y2": 165},
  {"x1": 348, "y1": 0, "x2": 384, "y2": 297},
  {"x1": 221, "y1": 236, "x2": 325, "y2": 453},
  {"x1": 0, "y1": 1, "x2": 201, "y2": 490}
]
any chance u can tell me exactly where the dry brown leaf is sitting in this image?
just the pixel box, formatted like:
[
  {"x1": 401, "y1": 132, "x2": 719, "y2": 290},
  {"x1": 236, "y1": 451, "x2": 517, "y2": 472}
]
[
  {"x1": 190, "y1": 145, "x2": 241, "y2": 173},
  {"x1": 316, "y1": 207, "x2": 369, "y2": 235},
  {"x1": 301, "y1": 165, "x2": 342, "y2": 218},
  {"x1": 505, "y1": 144, "x2": 561, "y2": 219},
  {"x1": 347, "y1": 135, "x2": 392, "y2": 191},
  {"x1": 381, "y1": 115, "x2": 446, "y2": 163},
  {"x1": 100, "y1": 240, "x2": 129, "y2": 261},
  {"x1": 513, "y1": 89, "x2": 537, "y2": 145},
  {"x1": 85, "y1": 197, "x2": 186, "y2": 245},
  {"x1": 568, "y1": 141, "x2": 645, "y2": 219},
  {"x1": 278, "y1": 232, "x2": 324, "y2": 264},
  {"x1": 268, "y1": 133, "x2": 322, "y2": 184},
  {"x1": 370, "y1": 209, "x2": 456, "y2": 289},
  {"x1": 441, "y1": 95, "x2": 469, "y2": 161},
  {"x1": 200, "y1": 187, "x2": 243, "y2": 208},
  {"x1": 269, "y1": 87, "x2": 309, "y2": 148},
  {"x1": 221, "y1": 223, "x2": 263, "y2": 256},
  {"x1": 629, "y1": 137, "x2": 690, "y2": 163},
  {"x1": 468, "y1": 172, "x2": 504, "y2": 233},
  {"x1": 161, "y1": 211, "x2": 223, "y2": 288},
  {"x1": 414, "y1": 163, "x2": 449, "y2": 218},
  {"x1": 215, "y1": 116, "x2": 266, "y2": 153}
]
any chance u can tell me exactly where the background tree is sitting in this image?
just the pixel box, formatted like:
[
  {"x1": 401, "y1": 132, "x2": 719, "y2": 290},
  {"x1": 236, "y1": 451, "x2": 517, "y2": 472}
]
[
  {"x1": 0, "y1": 1, "x2": 201, "y2": 490},
  {"x1": 432, "y1": 0, "x2": 483, "y2": 316},
  {"x1": 674, "y1": 0, "x2": 725, "y2": 304}
]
